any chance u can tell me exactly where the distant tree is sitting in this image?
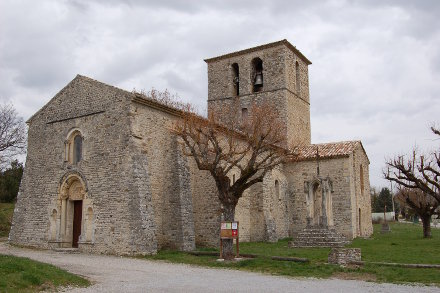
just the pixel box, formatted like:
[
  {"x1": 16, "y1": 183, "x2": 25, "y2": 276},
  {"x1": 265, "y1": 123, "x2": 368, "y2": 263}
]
[
  {"x1": 394, "y1": 187, "x2": 439, "y2": 238},
  {"x1": 172, "y1": 102, "x2": 294, "y2": 259},
  {"x1": 0, "y1": 160, "x2": 24, "y2": 203},
  {"x1": 0, "y1": 103, "x2": 27, "y2": 168},
  {"x1": 372, "y1": 187, "x2": 393, "y2": 213},
  {"x1": 384, "y1": 126, "x2": 440, "y2": 238}
]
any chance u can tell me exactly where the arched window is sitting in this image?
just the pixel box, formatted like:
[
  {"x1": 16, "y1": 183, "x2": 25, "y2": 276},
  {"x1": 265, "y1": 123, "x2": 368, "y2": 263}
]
[
  {"x1": 73, "y1": 135, "x2": 82, "y2": 164},
  {"x1": 295, "y1": 61, "x2": 300, "y2": 95},
  {"x1": 360, "y1": 165, "x2": 364, "y2": 196},
  {"x1": 65, "y1": 130, "x2": 83, "y2": 164},
  {"x1": 232, "y1": 63, "x2": 239, "y2": 96},
  {"x1": 251, "y1": 57, "x2": 263, "y2": 93}
]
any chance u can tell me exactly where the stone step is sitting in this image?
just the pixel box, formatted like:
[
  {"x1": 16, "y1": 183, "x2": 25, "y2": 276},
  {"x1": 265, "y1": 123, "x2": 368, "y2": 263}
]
[
  {"x1": 53, "y1": 248, "x2": 80, "y2": 253},
  {"x1": 290, "y1": 226, "x2": 350, "y2": 248}
]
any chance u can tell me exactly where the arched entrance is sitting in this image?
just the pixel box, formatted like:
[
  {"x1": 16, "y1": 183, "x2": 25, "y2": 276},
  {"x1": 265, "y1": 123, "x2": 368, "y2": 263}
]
[
  {"x1": 58, "y1": 173, "x2": 87, "y2": 248},
  {"x1": 306, "y1": 177, "x2": 333, "y2": 227}
]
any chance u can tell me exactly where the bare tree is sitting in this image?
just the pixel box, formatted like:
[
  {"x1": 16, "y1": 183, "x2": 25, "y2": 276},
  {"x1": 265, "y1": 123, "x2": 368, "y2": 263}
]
[
  {"x1": 384, "y1": 126, "x2": 440, "y2": 237},
  {"x1": 0, "y1": 103, "x2": 26, "y2": 168},
  {"x1": 394, "y1": 187, "x2": 439, "y2": 237},
  {"x1": 172, "y1": 102, "x2": 294, "y2": 259}
]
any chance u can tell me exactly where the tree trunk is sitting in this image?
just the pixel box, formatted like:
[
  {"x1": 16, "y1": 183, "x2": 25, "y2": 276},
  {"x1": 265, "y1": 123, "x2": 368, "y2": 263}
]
[
  {"x1": 421, "y1": 214, "x2": 432, "y2": 238},
  {"x1": 221, "y1": 204, "x2": 236, "y2": 260}
]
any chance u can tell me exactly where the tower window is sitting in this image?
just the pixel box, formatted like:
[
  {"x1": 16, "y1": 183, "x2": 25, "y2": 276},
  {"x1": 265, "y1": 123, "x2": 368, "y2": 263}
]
[
  {"x1": 232, "y1": 63, "x2": 239, "y2": 96},
  {"x1": 251, "y1": 58, "x2": 263, "y2": 93},
  {"x1": 295, "y1": 61, "x2": 300, "y2": 95}
]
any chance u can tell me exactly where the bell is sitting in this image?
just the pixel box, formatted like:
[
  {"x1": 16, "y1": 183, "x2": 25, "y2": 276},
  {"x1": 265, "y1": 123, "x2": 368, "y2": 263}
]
[{"x1": 254, "y1": 72, "x2": 263, "y2": 86}]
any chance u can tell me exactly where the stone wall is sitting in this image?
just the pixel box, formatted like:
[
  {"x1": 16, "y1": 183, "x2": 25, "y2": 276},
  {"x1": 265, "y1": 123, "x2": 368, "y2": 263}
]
[
  {"x1": 9, "y1": 75, "x2": 158, "y2": 255},
  {"x1": 206, "y1": 43, "x2": 311, "y2": 147},
  {"x1": 285, "y1": 156, "x2": 356, "y2": 239},
  {"x1": 352, "y1": 144, "x2": 373, "y2": 237},
  {"x1": 130, "y1": 99, "x2": 221, "y2": 250},
  {"x1": 328, "y1": 248, "x2": 362, "y2": 265}
]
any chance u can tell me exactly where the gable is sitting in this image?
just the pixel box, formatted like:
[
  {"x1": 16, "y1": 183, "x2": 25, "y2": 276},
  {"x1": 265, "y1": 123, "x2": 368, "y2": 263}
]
[{"x1": 27, "y1": 75, "x2": 131, "y2": 125}]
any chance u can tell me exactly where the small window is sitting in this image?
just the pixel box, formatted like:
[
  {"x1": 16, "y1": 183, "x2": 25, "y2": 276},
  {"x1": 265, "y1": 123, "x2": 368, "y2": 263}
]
[
  {"x1": 232, "y1": 63, "x2": 239, "y2": 96},
  {"x1": 251, "y1": 58, "x2": 263, "y2": 93},
  {"x1": 360, "y1": 165, "x2": 364, "y2": 196},
  {"x1": 295, "y1": 61, "x2": 300, "y2": 95},
  {"x1": 275, "y1": 180, "x2": 280, "y2": 200},
  {"x1": 73, "y1": 135, "x2": 82, "y2": 164}
]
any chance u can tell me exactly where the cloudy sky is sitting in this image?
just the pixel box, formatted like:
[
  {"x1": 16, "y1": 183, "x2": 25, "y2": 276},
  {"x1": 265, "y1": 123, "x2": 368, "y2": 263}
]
[{"x1": 1, "y1": 0, "x2": 439, "y2": 188}]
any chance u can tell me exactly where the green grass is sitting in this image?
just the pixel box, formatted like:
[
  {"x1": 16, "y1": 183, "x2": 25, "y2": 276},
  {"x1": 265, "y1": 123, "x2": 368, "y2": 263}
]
[
  {"x1": 142, "y1": 222, "x2": 440, "y2": 285},
  {"x1": 0, "y1": 254, "x2": 90, "y2": 292},
  {"x1": 0, "y1": 203, "x2": 14, "y2": 237},
  {"x1": 348, "y1": 222, "x2": 440, "y2": 264}
]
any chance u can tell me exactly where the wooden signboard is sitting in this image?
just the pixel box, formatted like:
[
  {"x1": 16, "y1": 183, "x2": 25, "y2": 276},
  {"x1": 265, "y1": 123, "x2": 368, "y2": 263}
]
[{"x1": 220, "y1": 221, "x2": 239, "y2": 259}]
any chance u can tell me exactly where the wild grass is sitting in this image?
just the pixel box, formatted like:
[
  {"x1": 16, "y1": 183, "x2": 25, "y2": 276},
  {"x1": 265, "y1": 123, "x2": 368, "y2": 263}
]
[
  {"x1": 0, "y1": 203, "x2": 14, "y2": 237},
  {"x1": 0, "y1": 254, "x2": 90, "y2": 292}
]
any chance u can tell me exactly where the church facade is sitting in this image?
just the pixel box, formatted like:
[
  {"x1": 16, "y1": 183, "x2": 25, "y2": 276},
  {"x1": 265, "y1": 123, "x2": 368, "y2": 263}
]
[{"x1": 9, "y1": 40, "x2": 372, "y2": 255}]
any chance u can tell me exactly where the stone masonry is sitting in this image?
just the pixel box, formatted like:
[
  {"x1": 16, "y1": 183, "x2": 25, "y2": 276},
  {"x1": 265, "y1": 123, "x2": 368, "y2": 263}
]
[{"x1": 9, "y1": 40, "x2": 372, "y2": 255}]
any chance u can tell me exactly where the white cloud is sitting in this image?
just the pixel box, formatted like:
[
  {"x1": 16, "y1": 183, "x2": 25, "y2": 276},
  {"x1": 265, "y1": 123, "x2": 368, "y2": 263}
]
[{"x1": 1, "y1": 0, "x2": 439, "y2": 187}]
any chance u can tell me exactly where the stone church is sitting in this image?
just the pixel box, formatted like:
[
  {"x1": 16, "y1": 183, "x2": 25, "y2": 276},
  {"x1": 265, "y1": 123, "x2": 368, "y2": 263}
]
[{"x1": 9, "y1": 40, "x2": 372, "y2": 255}]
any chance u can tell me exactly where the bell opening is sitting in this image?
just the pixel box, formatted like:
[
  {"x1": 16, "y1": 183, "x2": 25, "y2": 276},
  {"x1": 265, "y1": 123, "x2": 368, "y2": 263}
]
[{"x1": 252, "y1": 58, "x2": 263, "y2": 93}]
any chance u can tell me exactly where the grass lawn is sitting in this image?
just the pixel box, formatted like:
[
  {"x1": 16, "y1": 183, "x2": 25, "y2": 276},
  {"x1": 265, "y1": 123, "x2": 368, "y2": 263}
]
[
  {"x1": 0, "y1": 203, "x2": 15, "y2": 237},
  {"x1": 1, "y1": 203, "x2": 90, "y2": 291},
  {"x1": 143, "y1": 222, "x2": 440, "y2": 285},
  {"x1": 0, "y1": 254, "x2": 90, "y2": 292},
  {"x1": 348, "y1": 222, "x2": 440, "y2": 264}
]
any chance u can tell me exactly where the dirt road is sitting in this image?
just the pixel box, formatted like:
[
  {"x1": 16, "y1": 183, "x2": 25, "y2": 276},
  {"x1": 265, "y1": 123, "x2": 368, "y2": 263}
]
[{"x1": 0, "y1": 242, "x2": 437, "y2": 293}]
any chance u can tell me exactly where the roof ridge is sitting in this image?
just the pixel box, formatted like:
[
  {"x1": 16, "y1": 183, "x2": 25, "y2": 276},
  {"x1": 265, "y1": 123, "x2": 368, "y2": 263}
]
[{"x1": 204, "y1": 39, "x2": 312, "y2": 65}]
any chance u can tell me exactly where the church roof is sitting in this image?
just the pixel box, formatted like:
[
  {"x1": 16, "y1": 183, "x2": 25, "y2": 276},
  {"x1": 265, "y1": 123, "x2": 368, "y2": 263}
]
[
  {"x1": 292, "y1": 141, "x2": 366, "y2": 162},
  {"x1": 204, "y1": 39, "x2": 312, "y2": 65}
]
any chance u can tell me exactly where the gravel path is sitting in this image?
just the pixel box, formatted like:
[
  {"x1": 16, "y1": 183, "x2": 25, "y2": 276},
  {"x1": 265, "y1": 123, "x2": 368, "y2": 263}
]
[{"x1": 0, "y1": 242, "x2": 438, "y2": 293}]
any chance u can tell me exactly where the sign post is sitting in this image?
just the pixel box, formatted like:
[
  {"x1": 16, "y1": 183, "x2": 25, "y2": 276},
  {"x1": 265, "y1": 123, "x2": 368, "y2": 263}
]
[{"x1": 220, "y1": 221, "x2": 239, "y2": 259}]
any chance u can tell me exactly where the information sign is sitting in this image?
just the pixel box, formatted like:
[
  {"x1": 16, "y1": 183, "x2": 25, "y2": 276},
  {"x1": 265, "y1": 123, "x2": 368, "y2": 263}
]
[{"x1": 219, "y1": 221, "x2": 239, "y2": 259}]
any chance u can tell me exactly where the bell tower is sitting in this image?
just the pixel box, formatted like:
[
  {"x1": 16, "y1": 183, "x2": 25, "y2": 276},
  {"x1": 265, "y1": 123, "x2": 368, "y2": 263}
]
[{"x1": 205, "y1": 39, "x2": 312, "y2": 146}]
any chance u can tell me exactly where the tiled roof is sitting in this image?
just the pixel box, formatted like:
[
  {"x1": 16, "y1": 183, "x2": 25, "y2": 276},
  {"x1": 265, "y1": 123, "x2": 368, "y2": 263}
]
[{"x1": 291, "y1": 141, "x2": 361, "y2": 161}]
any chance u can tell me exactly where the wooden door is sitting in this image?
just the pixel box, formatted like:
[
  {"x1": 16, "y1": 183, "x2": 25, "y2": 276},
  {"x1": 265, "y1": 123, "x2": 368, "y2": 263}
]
[{"x1": 72, "y1": 200, "x2": 82, "y2": 248}]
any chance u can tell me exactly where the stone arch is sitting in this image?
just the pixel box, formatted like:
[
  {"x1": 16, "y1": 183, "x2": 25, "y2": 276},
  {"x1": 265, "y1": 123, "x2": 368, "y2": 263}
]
[
  {"x1": 306, "y1": 178, "x2": 320, "y2": 225},
  {"x1": 56, "y1": 172, "x2": 89, "y2": 248}
]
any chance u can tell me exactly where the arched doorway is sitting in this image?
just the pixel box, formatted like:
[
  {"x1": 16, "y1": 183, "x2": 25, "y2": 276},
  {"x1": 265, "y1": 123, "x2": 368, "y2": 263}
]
[{"x1": 58, "y1": 174, "x2": 87, "y2": 248}]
